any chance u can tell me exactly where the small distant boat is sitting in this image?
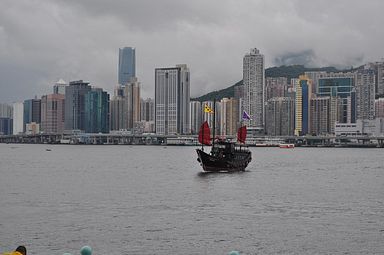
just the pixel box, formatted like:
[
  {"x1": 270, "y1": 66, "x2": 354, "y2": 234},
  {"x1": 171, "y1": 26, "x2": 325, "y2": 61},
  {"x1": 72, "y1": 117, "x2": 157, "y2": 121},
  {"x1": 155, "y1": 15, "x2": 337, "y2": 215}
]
[
  {"x1": 46, "y1": 148, "x2": 52, "y2": 151},
  {"x1": 279, "y1": 143, "x2": 295, "y2": 149}
]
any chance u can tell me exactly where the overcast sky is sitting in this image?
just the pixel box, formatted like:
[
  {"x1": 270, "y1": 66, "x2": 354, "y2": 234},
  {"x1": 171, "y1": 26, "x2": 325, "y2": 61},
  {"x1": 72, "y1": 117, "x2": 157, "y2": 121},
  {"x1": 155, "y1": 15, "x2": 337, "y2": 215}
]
[{"x1": 1, "y1": 0, "x2": 384, "y2": 103}]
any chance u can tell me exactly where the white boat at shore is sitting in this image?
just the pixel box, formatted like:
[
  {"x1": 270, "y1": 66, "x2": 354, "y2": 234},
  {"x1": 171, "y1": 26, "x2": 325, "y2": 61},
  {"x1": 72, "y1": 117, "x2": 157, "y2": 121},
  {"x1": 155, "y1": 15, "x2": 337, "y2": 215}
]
[{"x1": 279, "y1": 143, "x2": 295, "y2": 149}]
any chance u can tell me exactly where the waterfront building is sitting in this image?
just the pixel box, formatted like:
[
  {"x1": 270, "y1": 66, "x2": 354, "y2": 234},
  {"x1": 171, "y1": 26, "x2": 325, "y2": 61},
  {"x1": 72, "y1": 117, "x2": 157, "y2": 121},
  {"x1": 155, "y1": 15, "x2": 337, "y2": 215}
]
[
  {"x1": 123, "y1": 78, "x2": 141, "y2": 129},
  {"x1": 265, "y1": 77, "x2": 288, "y2": 102},
  {"x1": 189, "y1": 101, "x2": 201, "y2": 135},
  {"x1": 304, "y1": 71, "x2": 327, "y2": 94},
  {"x1": 84, "y1": 88, "x2": 110, "y2": 133},
  {"x1": 355, "y1": 68, "x2": 376, "y2": 120},
  {"x1": 40, "y1": 94, "x2": 65, "y2": 134},
  {"x1": 310, "y1": 96, "x2": 331, "y2": 135},
  {"x1": 0, "y1": 103, "x2": 13, "y2": 118},
  {"x1": 295, "y1": 75, "x2": 313, "y2": 136},
  {"x1": 53, "y1": 79, "x2": 67, "y2": 95},
  {"x1": 155, "y1": 64, "x2": 190, "y2": 135},
  {"x1": 265, "y1": 97, "x2": 295, "y2": 136},
  {"x1": 12, "y1": 102, "x2": 24, "y2": 135},
  {"x1": 335, "y1": 119, "x2": 384, "y2": 136},
  {"x1": 243, "y1": 48, "x2": 265, "y2": 131},
  {"x1": 317, "y1": 72, "x2": 356, "y2": 123},
  {"x1": 64, "y1": 80, "x2": 92, "y2": 132},
  {"x1": 23, "y1": 98, "x2": 41, "y2": 132},
  {"x1": 118, "y1": 47, "x2": 136, "y2": 85},
  {"x1": 109, "y1": 95, "x2": 126, "y2": 131},
  {"x1": 0, "y1": 117, "x2": 13, "y2": 135},
  {"x1": 377, "y1": 62, "x2": 384, "y2": 96},
  {"x1": 110, "y1": 79, "x2": 141, "y2": 131},
  {"x1": 220, "y1": 98, "x2": 239, "y2": 136},
  {"x1": 141, "y1": 98, "x2": 155, "y2": 122},
  {"x1": 375, "y1": 97, "x2": 384, "y2": 118}
]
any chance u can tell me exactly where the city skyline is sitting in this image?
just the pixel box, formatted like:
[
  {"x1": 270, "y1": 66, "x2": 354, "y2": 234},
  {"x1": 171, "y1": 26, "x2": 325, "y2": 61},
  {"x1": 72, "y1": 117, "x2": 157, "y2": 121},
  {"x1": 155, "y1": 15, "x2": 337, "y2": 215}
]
[{"x1": 2, "y1": 0, "x2": 384, "y2": 103}]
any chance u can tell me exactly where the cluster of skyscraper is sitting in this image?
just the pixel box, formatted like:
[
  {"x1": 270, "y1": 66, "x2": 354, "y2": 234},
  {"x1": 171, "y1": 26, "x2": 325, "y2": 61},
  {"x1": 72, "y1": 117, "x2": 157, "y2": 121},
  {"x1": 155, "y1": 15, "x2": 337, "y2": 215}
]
[
  {"x1": 189, "y1": 49, "x2": 384, "y2": 137},
  {"x1": 0, "y1": 47, "x2": 156, "y2": 136},
  {"x1": 1, "y1": 47, "x2": 384, "y2": 137}
]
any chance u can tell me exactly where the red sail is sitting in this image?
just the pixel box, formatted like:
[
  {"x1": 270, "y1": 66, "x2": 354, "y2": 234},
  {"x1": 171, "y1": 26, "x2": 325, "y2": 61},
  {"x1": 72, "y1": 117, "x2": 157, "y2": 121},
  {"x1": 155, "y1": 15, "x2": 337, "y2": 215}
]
[
  {"x1": 237, "y1": 126, "x2": 247, "y2": 144},
  {"x1": 198, "y1": 121, "x2": 211, "y2": 146}
]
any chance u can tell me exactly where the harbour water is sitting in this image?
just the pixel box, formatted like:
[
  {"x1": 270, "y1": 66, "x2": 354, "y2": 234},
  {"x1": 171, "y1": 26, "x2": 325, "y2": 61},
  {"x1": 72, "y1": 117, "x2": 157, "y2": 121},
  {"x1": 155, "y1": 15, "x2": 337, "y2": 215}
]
[{"x1": 0, "y1": 144, "x2": 383, "y2": 254}]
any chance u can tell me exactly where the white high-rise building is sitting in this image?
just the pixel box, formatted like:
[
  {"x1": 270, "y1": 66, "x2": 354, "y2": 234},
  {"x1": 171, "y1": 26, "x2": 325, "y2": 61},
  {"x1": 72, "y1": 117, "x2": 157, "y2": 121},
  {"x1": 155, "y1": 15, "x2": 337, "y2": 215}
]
[
  {"x1": 155, "y1": 64, "x2": 190, "y2": 135},
  {"x1": 189, "y1": 101, "x2": 201, "y2": 135},
  {"x1": 0, "y1": 103, "x2": 13, "y2": 118},
  {"x1": 12, "y1": 102, "x2": 24, "y2": 135},
  {"x1": 220, "y1": 98, "x2": 239, "y2": 136},
  {"x1": 243, "y1": 48, "x2": 265, "y2": 130},
  {"x1": 356, "y1": 68, "x2": 376, "y2": 120}
]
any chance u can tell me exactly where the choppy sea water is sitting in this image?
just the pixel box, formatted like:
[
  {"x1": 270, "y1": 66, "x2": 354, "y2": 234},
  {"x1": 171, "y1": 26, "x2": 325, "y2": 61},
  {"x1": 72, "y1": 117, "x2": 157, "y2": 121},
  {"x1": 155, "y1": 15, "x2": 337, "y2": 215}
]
[{"x1": 0, "y1": 144, "x2": 383, "y2": 255}]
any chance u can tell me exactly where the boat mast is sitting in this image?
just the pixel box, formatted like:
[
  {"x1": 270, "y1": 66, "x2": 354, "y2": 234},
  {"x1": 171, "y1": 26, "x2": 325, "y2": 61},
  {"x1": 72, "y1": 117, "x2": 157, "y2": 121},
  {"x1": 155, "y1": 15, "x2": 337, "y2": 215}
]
[{"x1": 212, "y1": 99, "x2": 216, "y2": 147}]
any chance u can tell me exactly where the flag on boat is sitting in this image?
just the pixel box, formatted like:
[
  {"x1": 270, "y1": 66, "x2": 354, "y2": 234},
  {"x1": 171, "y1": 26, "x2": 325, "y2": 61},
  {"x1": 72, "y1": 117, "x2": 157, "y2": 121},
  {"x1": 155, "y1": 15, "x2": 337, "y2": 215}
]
[
  {"x1": 242, "y1": 110, "x2": 251, "y2": 120},
  {"x1": 204, "y1": 104, "x2": 214, "y2": 113}
]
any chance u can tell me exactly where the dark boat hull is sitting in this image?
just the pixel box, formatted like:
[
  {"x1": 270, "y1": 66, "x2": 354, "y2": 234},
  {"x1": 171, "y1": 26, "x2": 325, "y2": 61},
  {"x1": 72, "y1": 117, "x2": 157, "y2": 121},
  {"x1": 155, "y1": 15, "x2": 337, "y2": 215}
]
[{"x1": 196, "y1": 148, "x2": 252, "y2": 172}]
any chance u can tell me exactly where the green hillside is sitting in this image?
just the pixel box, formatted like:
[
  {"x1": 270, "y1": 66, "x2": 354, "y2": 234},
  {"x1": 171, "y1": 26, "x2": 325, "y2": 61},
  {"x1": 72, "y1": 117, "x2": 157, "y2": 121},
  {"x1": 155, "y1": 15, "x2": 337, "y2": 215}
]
[{"x1": 192, "y1": 65, "x2": 340, "y2": 102}]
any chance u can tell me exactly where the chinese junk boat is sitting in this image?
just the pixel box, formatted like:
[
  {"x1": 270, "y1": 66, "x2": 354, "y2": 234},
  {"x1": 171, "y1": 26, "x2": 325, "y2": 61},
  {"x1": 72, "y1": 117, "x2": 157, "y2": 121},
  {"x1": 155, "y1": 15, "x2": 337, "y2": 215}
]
[{"x1": 196, "y1": 122, "x2": 252, "y2": 172}]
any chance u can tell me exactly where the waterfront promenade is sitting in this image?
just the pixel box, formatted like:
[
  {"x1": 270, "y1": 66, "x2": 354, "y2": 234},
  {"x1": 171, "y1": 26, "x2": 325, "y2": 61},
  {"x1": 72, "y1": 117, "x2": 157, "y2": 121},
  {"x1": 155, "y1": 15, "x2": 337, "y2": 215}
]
[{"x1": 1, "y1": 133, "x2": 384, "y2": 147}]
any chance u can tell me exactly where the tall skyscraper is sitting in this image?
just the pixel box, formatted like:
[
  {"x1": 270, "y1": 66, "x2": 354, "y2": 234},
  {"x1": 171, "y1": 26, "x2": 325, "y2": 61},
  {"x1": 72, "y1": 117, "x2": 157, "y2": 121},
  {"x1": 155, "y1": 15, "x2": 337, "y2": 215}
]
[
  {"x1": 23, "y1": 98, "x2": 41, "y2": 132},
  {"x1": 189, "y1": 101, "x2": 201, "y2": 135},
  {"x1": 295, "y1": 75, "x2": 312, "y2": 136},
  {"x1": 375, "y1": 97, "x2": 384, "y2": 118},
  {"x1": 243, "y1": 48, "x2": 265, "y2": 130},
  {"x1": 155, "y1": 64, "x2": 190, "y2": 135},
  {"x1": 304, "y1": 71, "x2": 327, "y2": 94},
  {"x1": 310, "y1": 96, "x2": 331, "y2": 135},
  {"x1": 0, "y1": 103, "x2": 13, "y2": 135},
  {"x1": 220, "y1": 98, "x2": 239, "y2": 136},
  {"x1": 109, "y1": 95, "x2": 126, "y2": 131},
  {"x1": 84, "y1": 88, "x2": 110, "y2": 133},
  {"x1": 40, "y1": 94, "x2": 65, "y2": 134},
  {"x1": 64, "y1": 80, "x2": 92, "y2": 131},
  {"x1": 141, "y1": 98, "x2": 155, "y2": 122},
  {"x1": 123, "y1": 78, "x2": 141, "y2": 129},
  {"x1": 12, "y1": 102, "x2": 24, "y2": 135},
  {"x1": 377, "y1": 62, "x2": 384, "y2": 96},
  {"x1": 265, "y1": 97, "x2": 295, "y2": 136},
  {"x1": 118, "y1": 47, "x2": 136, "y2": 85},
  {"x1": 0, "y1": 103, "x2": 13, "y2": 118},
  {"x1": 110, "y1": 79, "x2": 141, "y2": 131},
  {"x1": 0, "y1": 117, "x2": 12, "y2": 135},
  {"x1": 265, "y1": 77, "x2": 288, "y2": 102},
  {"x1": 317, "y1": 72, "x2": 356, "y2": 123},
  {"x1": 355, "y1": 68, "x2": 376, "y2": 120},
  {"x1": 53, "y1": 79, "x2": 67, "y2": 95}
]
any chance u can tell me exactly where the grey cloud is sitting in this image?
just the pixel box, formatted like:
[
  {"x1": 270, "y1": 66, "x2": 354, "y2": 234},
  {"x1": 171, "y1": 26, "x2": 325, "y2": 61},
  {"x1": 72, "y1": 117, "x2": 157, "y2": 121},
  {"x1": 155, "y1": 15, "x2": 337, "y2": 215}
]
[
  {"x1": 274, "y1": 49, "x2": 317, "y2": 67},
  {"x1": 1, "y1": 0, "x2": 384, "y2": 103}
]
